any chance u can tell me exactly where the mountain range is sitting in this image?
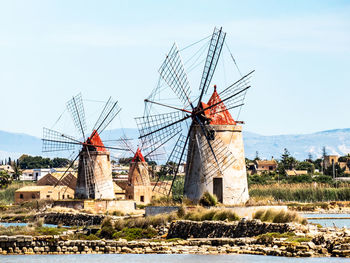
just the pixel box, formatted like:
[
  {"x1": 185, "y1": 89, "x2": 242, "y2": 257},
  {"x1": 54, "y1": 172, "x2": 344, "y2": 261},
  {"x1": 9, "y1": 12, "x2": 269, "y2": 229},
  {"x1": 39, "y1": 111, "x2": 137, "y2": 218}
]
[{"x1": 0, "y1": 128, "x2": 349, "y2": 161}]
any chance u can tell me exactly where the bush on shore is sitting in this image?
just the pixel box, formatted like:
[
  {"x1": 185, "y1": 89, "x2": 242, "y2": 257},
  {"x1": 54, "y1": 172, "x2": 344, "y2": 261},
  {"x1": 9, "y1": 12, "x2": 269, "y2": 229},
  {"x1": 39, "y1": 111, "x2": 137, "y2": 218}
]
[
  {"x1": 184, "y1": 207, "x2": 239, "y2": 222},
  {"x1": 199, "y1": 192, "x2": 217, "y2": 207},
  {"x1": 253, "y1": 208, "x2": 307, "y2": 225}
]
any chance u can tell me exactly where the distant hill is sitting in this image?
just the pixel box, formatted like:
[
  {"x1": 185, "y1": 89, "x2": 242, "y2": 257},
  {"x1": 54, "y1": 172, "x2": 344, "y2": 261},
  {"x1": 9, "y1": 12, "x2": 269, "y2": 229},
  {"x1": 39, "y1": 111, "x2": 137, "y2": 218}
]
[
  {"x1": 0, "y1": 128, "x2": 349, "y2": 161},
  {"x1": 243, "y1": 128, "x2": 350, "y2": 160}
]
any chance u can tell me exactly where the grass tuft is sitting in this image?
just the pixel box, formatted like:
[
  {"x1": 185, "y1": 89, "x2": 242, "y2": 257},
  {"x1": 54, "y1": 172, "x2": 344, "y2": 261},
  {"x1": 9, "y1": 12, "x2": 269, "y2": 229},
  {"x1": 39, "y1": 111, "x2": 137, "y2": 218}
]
[{"x1": 253, "y1": 208, "x2": 307, "y2": 224}]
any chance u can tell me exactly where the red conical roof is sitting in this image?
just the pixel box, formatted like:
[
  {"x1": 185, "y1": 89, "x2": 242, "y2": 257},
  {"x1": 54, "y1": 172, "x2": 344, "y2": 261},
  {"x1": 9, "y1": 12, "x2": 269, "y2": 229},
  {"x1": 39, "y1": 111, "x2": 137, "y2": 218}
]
[
  {"x1": 87, "y1": 130, "x2": 106, "y2": 152},
  {"x1": 205, "y1": 85, "x2": 236, "y2": 125},
  {"x1": 132, "y1": 147, "x2": 145, "y2": 162}
]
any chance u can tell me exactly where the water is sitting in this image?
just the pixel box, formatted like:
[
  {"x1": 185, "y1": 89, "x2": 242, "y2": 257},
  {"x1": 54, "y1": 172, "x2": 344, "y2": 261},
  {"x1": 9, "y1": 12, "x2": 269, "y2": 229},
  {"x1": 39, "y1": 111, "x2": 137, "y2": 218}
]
[
  {"x1": 303, "y1": 213, "x2": 350, "y2": 228},
  {"x1": 0, "y1": 254, "x2": 349, "y2": 263},
  {"x1": 0, "y1": 222, "x2": 61, "y2": 228}
]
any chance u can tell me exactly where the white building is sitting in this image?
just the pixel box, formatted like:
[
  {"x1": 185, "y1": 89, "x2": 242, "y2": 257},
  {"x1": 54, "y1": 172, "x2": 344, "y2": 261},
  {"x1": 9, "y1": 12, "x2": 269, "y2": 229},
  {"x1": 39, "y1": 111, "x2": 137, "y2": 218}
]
[
  {"x1": 20, "y1": 169, "x2": 34, "y2": 181},
  {"x1": 33, "y1": 168, "x2": 52, "y2": 181}
]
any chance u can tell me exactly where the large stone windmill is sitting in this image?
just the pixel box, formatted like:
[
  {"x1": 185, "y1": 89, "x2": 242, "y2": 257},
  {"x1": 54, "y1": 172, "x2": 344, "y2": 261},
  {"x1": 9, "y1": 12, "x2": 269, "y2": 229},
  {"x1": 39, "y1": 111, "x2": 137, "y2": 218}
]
[
  {"x1": 42, "y1": 93, "x2": 126, "y2": 200},
  {"x1": 136, "y1": 27, "x2": 254, "y2": 205}
]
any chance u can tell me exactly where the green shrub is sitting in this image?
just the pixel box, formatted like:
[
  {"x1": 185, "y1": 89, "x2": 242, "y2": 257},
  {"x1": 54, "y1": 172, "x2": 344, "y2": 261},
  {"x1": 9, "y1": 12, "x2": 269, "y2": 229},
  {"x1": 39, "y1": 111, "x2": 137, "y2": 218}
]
[
  {"x1": 113, "y1": 227, "x2": 157, "y2": 241},
  {"x1": 199, "y1": 192, "x2": 217, "y2": 207},
  {"x1": 97, "y1": 217, "x2": 116, "y2": 239}
]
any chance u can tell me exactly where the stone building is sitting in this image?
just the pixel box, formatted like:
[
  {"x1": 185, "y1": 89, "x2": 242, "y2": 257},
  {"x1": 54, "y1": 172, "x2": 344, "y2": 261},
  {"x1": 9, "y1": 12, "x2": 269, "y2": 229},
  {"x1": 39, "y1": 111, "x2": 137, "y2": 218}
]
[
  {"x1": 75, "y1": 131, "x2": 115, "y2": 200},
  {"x1": 324, "y1": 155, "x2": 350, "y2": 174},
  {"x1": 37, "y1": 172, "x2": 77, "y2": 190},
  {"x1": 14, "y1": 185, "x2": 74, "y2": 204},
  {"x1": 125, "y1": 148, "x2": 153, "y2": 204}
]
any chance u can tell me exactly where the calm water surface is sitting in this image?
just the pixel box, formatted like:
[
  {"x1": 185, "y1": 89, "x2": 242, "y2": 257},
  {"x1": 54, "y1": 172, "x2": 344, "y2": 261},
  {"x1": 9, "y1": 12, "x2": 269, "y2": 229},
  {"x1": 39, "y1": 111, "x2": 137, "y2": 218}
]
[
  {"x1": 303, "y1": 213, "x2": 350, "y2": 228},
  {"x1": 0, "y1": 222, "x2": 58, "y2": 228},
  {"x1": 1, "y1": 254, "x2": 350, "y2": 263}
]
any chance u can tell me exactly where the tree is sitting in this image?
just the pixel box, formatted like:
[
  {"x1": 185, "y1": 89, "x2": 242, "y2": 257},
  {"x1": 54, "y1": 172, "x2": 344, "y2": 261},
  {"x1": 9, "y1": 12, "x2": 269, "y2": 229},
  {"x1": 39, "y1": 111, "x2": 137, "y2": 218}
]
[
  {"x1": 322, "y1": 146, "x2": 327, "y2": 174},
  {"x1": 307, "y1": 153, "x2": 313, "y2": 162},
  {"x1": 51, "y1": 157, "x2": 70, "y2": 168},
  {"x1": 0, "y1": 170, "x2": 11, "y2": 188},
  {"x1": 314, "y1": 158, "x2": 323, "y2": 171},
  {"x1": 18, "y1": 155, "x2": 69, "y2": 169},
  {"x1": 280, "y1": 148, "x2": 297, "y2": 170},
  {"x1": 324, "y1": 163, "x2": 345, "y2": 177},
  {"x1": 296, "y1": 161, "x2": 315, "y2": 174},
  {"x1": 11, "y1": 161, "x2": 22, "y2": 180},
  {"x1": 118, "y1": 157, "x2": 133, "y2": 166},
  {"x1": 254, "y1": 151, "x2": 260, "y2": 161}
]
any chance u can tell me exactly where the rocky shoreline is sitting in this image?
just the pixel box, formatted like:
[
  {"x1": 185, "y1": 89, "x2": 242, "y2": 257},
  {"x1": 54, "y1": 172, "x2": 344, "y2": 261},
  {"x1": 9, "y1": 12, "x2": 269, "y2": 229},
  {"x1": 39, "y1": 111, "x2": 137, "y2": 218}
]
[
  {"x1": 0, "y1": 233, "x2": 348, "y2": 257},
  {"x1": 0, "y1": 219, "x2": 350, "y2": 257}
]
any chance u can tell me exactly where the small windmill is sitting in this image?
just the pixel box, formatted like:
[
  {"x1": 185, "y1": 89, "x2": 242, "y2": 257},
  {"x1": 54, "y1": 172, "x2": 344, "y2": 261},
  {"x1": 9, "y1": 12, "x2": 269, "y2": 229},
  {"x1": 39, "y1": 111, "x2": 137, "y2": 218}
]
[
  {"x1": 118, "y1": 136, "x2": 165, "y2": 204},
  {"x1": 136, "y1": 27, "x2": 254, "y2": 204},
  {"x1": 42, "y1": 93, "x2": 126, "y2": 200}
]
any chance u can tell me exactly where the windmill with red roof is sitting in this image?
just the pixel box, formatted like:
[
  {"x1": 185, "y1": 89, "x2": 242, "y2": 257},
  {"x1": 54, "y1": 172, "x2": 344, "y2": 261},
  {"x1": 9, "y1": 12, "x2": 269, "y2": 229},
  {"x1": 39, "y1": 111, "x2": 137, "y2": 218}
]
[
  {"x1": 42, "y1": 93, "x2": 127, "y2": 199},
  {"x1": 118, "y1": 137, "x2": 165, "y2": 204},
  {"x1": 136, "y1": 27, "x2": 254, "y2": 204}
]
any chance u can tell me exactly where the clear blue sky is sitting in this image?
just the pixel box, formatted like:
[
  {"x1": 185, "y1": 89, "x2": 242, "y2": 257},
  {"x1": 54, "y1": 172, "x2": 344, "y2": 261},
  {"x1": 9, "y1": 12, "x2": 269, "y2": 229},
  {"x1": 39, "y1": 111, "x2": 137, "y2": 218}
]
[{"x1": 0, "y1": 0, "x2": 349, "y2": 137}]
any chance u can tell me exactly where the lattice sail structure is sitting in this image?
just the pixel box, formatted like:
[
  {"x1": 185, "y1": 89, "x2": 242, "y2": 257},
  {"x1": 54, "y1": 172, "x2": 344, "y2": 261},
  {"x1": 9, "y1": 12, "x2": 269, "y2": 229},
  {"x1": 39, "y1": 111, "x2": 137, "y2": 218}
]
[
  {"x1": 42, "y1": 94, "x2": 126, "y2": 200},
  {"x1": 136, "y1": 27, "x2": 254, "y2": 204}
]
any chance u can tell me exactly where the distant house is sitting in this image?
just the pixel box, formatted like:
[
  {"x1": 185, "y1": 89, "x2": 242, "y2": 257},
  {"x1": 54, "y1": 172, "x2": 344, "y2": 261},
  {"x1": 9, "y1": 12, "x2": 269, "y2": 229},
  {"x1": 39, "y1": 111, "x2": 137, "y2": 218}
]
[
  {"x1": 112, "y1": 165, "x2": 129, "y2": 174},
  {"x1": 14, "y1": 185, "x2": 74, "y2": 204},
  {"x1": 286, "y1": 170, "x2": 308, "y2": 176},
  {"x1": 0, "y1": 165, "x2": 14, "y2": 175},
  {"x1": 324, "y1": 155, "x2": 350, "y2": 174},
  {"x1": 33, "y1": 168, "x2": 52, "y2": 181},
  {"x1": 248, "y1": 159, "x2": 278, "y2": 174},
  {"x1": 20, "y1": 169, "x2": 34, "y2": 181},
  {"x1": 37, "y1": 172, "x2": 77, "y2": 190}
]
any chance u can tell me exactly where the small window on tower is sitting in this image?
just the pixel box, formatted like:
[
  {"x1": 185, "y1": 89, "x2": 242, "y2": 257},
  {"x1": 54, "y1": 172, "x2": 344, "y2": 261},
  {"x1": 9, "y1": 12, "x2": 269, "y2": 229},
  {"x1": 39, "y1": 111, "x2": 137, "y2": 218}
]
[
  {"x1": 140, "y1": 196, "x2": 144, "y2": 202},
  {"x1": 20, "y1": 194, "x2": 23, "y2": 199},
  {"x1": 32, "y1": 194, "x2": 35, "y2": 199}
]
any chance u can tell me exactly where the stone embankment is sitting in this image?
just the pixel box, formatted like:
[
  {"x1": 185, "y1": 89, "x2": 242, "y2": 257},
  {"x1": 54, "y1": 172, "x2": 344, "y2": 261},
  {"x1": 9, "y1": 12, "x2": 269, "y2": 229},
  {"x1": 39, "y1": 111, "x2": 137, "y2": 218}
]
[
  {"x1": 2, "y1": 219, "x2": 350, "y2": 257},
  {"x1": 167, "y1": 219, "x2": 294, "y2": 239},
  {"x1": 40, "y1": 213, "x2": 105, "y2": 226},
  {"x1": 0, "y1": 232, "x2": 350, "y2": 257}
]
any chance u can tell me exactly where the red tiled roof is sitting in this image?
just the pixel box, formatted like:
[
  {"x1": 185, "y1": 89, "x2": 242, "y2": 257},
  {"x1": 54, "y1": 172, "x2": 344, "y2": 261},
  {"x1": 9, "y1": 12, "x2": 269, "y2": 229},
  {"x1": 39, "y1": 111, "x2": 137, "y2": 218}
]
[
  {"x1": 204, "y1": 86, "x2": 236, "y2": 125},
  {"x1": 132, "y1": 148, "x2": 145, "y2": 162}
]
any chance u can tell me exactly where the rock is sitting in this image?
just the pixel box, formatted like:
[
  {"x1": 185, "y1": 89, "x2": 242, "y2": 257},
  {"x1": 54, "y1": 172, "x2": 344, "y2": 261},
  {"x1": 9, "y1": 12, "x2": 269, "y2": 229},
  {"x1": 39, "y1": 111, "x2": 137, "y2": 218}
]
[{"x1": 121, "y1": 247, "x2": 133, "y2": 253}]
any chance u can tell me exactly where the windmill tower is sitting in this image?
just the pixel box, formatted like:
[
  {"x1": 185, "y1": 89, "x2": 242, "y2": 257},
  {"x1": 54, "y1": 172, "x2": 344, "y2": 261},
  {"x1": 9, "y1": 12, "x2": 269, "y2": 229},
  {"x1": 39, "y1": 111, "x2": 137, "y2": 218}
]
[
  {"x1": 136, "y1": 27, "x2": 254, "y2": 205},
  {"x1": 118, "y1": 137, "x2": 163, "y2": 204},
  {"x1": 125, "y1": 148, "x2": 152, "y2": 204},
  {"x1": 42, "y1": 94, "x2": 126, "y2": 200},
  {"x1": 184, "y1": 86, "x2": 248, "y2": 204}
]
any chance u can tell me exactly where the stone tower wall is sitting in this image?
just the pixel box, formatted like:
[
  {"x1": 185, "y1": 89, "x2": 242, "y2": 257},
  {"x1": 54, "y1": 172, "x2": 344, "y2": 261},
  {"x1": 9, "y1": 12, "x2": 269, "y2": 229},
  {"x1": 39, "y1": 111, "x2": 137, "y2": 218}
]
[
  {"x1": 184, "y1": 125, "x2": 249, "y2": 205},
  {"x1": 75, "y1": 151, "x2": 115, "y2": 200},
  {"x1": 125, "y1": 161, "x2": 153, "y2": 204}
]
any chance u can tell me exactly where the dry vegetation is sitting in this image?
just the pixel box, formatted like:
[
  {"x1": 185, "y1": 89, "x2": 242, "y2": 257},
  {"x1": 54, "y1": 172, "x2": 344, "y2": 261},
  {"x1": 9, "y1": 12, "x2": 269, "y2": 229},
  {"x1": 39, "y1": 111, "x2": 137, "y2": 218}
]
[
  {"x1": 253, "y1": 208, "x2": 307, "y2": 225},
  {"x1": 249, "y1": 183, "x2": 350, "y2": 202}
]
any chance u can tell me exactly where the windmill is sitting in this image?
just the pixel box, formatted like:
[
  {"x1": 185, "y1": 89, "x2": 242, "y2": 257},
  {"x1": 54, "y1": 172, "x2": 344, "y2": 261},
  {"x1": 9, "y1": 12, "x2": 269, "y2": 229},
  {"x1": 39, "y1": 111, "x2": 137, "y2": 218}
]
[
  {"x1": 118, "y1": 136, "x2": 165, "y2": 204},
  {"x1": 42, "y1": 93, "x2": 126, "y2": 200},
  {"x1": 135, "y1": 27, "x2": 254, "y2": 205}
]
